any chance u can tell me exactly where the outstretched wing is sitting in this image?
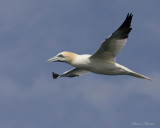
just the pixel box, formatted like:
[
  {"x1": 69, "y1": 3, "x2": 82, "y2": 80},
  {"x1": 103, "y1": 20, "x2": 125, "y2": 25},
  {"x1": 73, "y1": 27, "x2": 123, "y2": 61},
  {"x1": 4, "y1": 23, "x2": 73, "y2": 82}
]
[
  {"x1": 90, "y1": 13, "x2": 133, "y2": 62},
  {"x1": 52, "y1": 68, "x2": 89, "y2": 79}
]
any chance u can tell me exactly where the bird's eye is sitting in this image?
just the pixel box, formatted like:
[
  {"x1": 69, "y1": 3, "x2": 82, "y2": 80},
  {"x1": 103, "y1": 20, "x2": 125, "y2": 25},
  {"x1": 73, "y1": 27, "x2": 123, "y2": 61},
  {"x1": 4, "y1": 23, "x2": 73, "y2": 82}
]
[{"x1": 58, "y1": 54, "x2": 64, "y2": 58}]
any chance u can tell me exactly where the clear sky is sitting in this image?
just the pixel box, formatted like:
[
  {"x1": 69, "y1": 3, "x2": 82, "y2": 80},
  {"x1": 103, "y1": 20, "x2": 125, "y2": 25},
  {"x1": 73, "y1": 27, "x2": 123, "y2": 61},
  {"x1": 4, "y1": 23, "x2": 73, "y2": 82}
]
[{"x1": 0, "y1": 0, "x2": 160, "y2": 128}]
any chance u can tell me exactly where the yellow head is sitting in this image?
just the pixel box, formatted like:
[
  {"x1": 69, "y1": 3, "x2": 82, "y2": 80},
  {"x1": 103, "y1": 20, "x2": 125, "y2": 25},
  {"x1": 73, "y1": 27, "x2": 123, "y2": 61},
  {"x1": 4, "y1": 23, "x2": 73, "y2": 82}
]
[{"x1": 48, "y1": 51, "x2": 77, "y2": 64}]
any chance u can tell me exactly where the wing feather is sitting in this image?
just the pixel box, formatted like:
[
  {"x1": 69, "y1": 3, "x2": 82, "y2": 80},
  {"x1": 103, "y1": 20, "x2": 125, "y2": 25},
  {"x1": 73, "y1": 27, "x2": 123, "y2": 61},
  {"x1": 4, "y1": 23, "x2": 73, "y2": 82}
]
[
  {"x1": 90, "y1": 13, "x2": 133, "y2": 62},
  {"x1": 60, "y1": 68, "x2": 89, "y2": 78}
]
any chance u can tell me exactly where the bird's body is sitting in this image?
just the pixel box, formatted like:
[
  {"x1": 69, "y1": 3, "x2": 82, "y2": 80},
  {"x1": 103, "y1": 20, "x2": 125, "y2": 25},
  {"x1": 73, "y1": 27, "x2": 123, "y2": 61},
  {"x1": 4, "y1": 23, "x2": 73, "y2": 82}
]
[
  {"x1": 70, "y1": 54, "x2": 124, "y2": 75},
  {"x1": 48, "y1": 13, "x2": 152, "y2": 81},
  {"x1": 58, "y1": 53, "x2": 142, "y2": 76}
]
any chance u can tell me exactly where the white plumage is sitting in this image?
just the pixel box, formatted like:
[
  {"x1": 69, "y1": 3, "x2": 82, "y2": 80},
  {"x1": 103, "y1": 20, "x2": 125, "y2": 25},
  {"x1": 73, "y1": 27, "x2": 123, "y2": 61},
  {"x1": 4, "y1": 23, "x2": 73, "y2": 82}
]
[{"x1": 48, "y1": 13, "x2": 152, "y2": 81}]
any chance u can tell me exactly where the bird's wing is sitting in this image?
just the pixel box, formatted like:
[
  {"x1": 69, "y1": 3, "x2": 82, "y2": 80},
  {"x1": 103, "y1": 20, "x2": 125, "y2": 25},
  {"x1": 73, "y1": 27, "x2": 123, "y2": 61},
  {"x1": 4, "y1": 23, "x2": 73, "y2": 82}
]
[
  {"x1": 90, "y1": 13, "x2": 133, "y2": 62},
  {"x1": 52, "y1": 68, "x2": 89, "y2": 79}
]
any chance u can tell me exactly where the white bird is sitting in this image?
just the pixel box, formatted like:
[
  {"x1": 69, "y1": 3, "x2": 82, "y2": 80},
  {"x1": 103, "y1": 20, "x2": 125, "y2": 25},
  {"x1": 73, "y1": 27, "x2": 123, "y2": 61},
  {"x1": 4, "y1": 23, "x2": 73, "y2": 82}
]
[{"x1": 48, "y1": 13, "x2": 152, "y2": 81}]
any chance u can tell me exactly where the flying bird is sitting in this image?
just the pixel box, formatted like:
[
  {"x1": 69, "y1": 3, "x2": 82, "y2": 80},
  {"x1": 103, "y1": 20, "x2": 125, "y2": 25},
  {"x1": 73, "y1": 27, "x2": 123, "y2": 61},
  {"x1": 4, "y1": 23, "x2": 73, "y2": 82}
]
[{"x1": 48, "y1": 13, "x2": 152, "y2": 81}]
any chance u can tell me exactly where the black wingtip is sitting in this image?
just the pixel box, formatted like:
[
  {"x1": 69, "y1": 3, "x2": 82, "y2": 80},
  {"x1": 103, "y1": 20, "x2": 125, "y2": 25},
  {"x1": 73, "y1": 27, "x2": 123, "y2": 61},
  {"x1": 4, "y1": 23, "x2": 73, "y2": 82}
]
[
  {"x1": 127, "y1": 13, "x2": 133, "y2": 18},
  {"x1": 122, "y1": 13, "x2": 133, "y2": 28},
  {"x1": 117, "y1": 13, "x2": 133, "y2": 31},
  {"x1": 52, "y1": 72, "x2": 59, "y2": 79},
  {"x1": 113, "y1": 13, "x2": 133, "y2": 39}
]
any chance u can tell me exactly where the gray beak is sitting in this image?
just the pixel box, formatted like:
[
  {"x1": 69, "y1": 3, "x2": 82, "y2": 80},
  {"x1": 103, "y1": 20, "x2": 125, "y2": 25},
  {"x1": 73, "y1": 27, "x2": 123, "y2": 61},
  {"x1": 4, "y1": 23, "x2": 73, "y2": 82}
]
[{"x1": 48, "y1": 56, "x2": 60, "y2": 62}]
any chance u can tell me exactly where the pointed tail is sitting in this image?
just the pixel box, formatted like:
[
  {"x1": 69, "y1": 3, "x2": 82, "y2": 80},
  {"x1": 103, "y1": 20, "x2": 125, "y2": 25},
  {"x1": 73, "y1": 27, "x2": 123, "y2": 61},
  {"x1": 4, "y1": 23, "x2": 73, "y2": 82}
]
[{"x1": 129, "y1": 72, "x2": 153, "y2": 81}]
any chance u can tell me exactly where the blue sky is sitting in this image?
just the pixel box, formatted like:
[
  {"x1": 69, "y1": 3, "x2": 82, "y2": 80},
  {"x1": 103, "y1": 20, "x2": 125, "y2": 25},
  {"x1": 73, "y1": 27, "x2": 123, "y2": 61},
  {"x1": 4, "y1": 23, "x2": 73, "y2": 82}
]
[{"x1": 0, "y1": 0, "x2": 160, "y2": 128}]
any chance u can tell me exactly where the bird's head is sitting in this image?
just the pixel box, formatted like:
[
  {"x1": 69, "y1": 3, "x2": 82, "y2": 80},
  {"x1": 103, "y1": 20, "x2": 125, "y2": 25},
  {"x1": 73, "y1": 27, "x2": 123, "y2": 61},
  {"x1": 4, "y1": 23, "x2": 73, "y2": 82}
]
[{"x1": 48, "y1": 51, "x2": 77, "y2": 64}]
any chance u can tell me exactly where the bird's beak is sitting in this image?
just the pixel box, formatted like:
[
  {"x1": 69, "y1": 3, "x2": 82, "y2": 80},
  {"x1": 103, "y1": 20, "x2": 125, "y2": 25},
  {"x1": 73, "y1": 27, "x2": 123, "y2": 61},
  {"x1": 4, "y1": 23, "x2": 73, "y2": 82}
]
[{"x1": 48, "y1": 56, "x2": 60, "y2": 62}]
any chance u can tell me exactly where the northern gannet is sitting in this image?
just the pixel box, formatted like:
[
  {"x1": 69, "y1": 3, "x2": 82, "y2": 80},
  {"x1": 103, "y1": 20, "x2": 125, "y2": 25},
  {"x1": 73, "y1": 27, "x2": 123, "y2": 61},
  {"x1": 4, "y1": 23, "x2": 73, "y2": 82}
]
[{"x1": 48, "y1": 13, "x2": 152, "y2": 81}]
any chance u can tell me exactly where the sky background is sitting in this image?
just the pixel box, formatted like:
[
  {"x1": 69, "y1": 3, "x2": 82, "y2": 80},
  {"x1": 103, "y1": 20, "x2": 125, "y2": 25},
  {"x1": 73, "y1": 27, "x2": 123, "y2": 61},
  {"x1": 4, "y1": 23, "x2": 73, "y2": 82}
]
[{"x1": 0, "y1": 0, "x2": 160, "y2": 128}]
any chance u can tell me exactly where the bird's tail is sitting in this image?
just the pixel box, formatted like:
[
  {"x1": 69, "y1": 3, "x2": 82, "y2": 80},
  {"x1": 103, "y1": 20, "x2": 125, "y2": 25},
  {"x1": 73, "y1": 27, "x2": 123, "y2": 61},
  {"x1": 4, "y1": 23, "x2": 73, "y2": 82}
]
[{"x1": 129, "y1": 72, "x2": 152, "y2": 81}]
